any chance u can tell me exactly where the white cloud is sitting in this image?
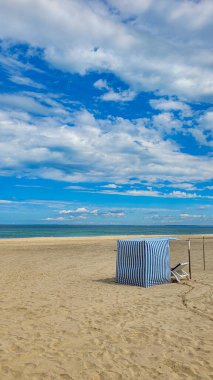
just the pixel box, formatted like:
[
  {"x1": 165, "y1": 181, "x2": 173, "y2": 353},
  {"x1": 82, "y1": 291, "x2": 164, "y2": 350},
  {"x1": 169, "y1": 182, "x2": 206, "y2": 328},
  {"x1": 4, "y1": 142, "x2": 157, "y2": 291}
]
[
  {"x1": 93, "y1": 79, "x2": 109, "y2": 90},
  {"x1": 167, "y1": 183, "x2": 197, "y2": 191},
  {"x1": 64, "y1": 185, "x2": 86, "y2": 190},
  {"x1": 0, "y1": 0, "x2": 212, "y2": 101},
  {"x1": 0, "y1": 93, "x2": 49, "y2": 115},
  {"x1": 102, "y1": 184, "x2": 119, "y2": 189},
  {"x1": 150, "y1": 98, "x2": 192, "y2": 117},
  {"x1": 0, "y1": 92, "x2": 68, "y2": 117},
  {"x1": 0, "y1": 199, "x2": 74, "y2": 207},
  {"x1": 168, "y1": 191, "x2": 199, "y2": 199},
  {"x1": 190, "y1": 111, "x2": 213, "y2": 147},
  {"x1": 103, "y1": 211, "x2": 125, "y2": 217},
  {"x1": 9, "y1": 75, "x2": 44, "y2": 89},
  {"x1": 94, "y1": 79, "x2": 136, "y2": 102},
  {"x1": 180, "y1": 213, "x2": 205, "y2": 219},
  {"x1": 59, "y1": 208, "x2": 94, "y2": 215},
  {"x1": 152, "y1": 112, "x2": 182, "y2": 134},
  {"x1": 196, "y1": 205, "x2": 212, "y2": 210},
  {"x1": 175, "y1": 191, "x2": 196, "y2": 198},
  {"x1": 166, "y1": 190, "x2": 203, "y2": 198},
  {"x1": 108, "y1": 0, "x2": 153, "y2": 16},
  {"x1": 111, "y1": 0, "x2": 213, "y2": 39},
  {"x1": 101, "y1": 89, "x2": 135, "y2": 102},
  {"x1": 59, "y1": 210, "x2": 73, "y2": 215},
  {"x1": 0, "y1": 48, "x2": 42, "y2": 74},
  {"x1": 75, "y1": 207, "x2": 89, "y2": 213},
  {"x1": 98, "y1": 188, "x2": 213, "y2": 199},
  {"x1": 90, "y1": 209, "x2": 98, "y2": 215},
  {"x1": 98, "y1": 189, "x2": 208, "y2": 199},
  {"x1": 15, "y1": 184, "x2": 43, "y2": 188},
  {"x1": 58, "y1": 207, "x2": 126, "y2": 218},
  {"x1": 46, "y1": 217, "x2": 65, "y2": 221},
  {"x1": 0, "y1": 106, "x2": 212, "y2": 186},
  {"x1": 101, "y1": 189, "x2": 161, "y2": 197},
  {"x1": 127, "y1": 190, "x2": 159, "y2": 197}
]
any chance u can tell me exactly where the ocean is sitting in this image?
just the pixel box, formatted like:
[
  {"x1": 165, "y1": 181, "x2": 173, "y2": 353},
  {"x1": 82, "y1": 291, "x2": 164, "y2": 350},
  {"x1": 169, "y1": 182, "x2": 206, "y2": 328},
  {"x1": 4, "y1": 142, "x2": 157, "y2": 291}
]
[{"x1": 0, "y1": 225, "x2": 213, "y2": 239}]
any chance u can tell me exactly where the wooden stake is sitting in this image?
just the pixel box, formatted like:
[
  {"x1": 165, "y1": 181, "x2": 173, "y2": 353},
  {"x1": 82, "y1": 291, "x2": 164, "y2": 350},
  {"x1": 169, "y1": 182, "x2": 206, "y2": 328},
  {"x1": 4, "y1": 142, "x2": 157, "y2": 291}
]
[
  {"x1": 188, "y1": 239, "x2": 192, "y2": 279},
  {"x1": 203, "y1": 236, "x2": 206, "y2": 271}
]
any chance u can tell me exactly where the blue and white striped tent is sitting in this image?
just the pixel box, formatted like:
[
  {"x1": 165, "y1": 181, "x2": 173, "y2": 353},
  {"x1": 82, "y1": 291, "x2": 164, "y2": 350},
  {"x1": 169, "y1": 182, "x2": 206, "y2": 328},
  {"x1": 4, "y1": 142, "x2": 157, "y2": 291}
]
[{"x1": 116, "y1": 238, "x2": 173, "y2": 288}]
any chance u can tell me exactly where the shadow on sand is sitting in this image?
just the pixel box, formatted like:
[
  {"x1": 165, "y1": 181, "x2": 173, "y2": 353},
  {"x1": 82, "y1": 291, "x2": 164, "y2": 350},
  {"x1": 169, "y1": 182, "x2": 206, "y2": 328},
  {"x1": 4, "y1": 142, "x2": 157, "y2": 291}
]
[{"x1": 95, "y1": 277, "x2": 117, "y2": 285}]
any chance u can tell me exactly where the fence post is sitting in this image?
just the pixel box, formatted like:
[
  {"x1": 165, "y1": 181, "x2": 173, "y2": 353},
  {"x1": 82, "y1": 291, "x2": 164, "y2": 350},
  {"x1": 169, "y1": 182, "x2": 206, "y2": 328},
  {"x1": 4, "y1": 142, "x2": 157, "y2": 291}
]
[
  {"x1": 203, "y1": 236, "x2": 206, "y2": 271},
  {"x1": 188, "y1": 239, "x2": 192, "y2": 279}
]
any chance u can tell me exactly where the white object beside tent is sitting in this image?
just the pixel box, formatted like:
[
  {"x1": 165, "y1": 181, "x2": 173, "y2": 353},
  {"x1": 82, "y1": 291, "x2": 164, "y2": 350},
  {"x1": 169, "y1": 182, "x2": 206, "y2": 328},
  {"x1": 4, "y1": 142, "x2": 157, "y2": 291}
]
[{"x1": 171, "y1": 262, "x2": 189, "y2": 282}]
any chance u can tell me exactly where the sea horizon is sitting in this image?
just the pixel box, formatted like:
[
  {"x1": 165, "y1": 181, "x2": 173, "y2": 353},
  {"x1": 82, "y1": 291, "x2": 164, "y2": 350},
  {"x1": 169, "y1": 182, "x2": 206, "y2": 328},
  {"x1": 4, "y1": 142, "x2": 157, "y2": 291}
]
[{"x1": 1, "y1": 224, "x2": 213, "y2": 239}]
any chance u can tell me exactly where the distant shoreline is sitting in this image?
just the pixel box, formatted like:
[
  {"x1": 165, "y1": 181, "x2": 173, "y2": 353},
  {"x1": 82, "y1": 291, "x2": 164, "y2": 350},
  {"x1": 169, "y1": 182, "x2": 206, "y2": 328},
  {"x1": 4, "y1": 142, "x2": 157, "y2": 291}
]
[
  {"x1": 0, "y1": 234, "x2": 213, "y2": 243},
  {"x1": 1, "y1": 224, "x2": 213, "y2": 239}
]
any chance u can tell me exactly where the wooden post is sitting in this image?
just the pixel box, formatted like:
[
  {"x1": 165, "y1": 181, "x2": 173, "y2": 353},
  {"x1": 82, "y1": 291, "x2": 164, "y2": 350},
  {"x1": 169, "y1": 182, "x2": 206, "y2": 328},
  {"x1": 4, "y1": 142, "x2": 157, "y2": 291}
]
[
  {"x1": 188, "y1": 239, "x2": 192, "y2": 279},
  {"x1": 203, "y1": 236, "x2": 206, "y2": 271}
]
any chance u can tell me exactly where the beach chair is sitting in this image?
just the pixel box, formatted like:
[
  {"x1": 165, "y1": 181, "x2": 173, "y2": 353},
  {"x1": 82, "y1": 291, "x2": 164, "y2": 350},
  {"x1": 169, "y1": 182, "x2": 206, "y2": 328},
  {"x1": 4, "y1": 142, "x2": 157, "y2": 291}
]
[{"x1": 171, "y1": 262, "x2": 189, "y2": 282}]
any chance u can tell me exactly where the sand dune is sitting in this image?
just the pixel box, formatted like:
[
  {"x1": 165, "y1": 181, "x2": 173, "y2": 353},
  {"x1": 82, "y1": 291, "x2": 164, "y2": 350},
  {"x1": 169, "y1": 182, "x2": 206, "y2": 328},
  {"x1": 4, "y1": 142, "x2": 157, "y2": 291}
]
[{"x1": 0, "y1": 235, "x2": 213, "y2": 379}]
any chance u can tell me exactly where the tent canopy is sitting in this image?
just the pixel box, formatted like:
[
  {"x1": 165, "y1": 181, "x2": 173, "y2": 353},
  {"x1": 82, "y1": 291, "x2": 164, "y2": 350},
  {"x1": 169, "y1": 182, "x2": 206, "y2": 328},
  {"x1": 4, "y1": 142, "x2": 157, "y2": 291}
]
[{"x1": 116, "y1": 238, "x2": 174, "y2": 288}]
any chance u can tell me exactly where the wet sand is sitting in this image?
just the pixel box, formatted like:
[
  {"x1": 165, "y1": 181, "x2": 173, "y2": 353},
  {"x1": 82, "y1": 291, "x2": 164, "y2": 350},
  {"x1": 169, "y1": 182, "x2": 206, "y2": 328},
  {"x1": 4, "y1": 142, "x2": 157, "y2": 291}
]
[{"x1": 0, "y1": 235, "x2": 213, "y2": 379}]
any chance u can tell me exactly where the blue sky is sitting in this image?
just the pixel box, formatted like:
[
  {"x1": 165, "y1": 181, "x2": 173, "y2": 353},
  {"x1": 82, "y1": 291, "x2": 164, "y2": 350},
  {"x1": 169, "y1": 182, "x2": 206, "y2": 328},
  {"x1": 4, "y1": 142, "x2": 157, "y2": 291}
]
[{"x1": 0, "y1": 0, "x2": 212, "y2": 225}]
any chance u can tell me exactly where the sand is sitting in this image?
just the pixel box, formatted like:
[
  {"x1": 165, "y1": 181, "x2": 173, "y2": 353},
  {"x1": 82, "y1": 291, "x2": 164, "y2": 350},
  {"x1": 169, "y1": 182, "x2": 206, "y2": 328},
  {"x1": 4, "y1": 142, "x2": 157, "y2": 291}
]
[{"x1": 0, "y1": 235, "x2": 212, "y2": 380}]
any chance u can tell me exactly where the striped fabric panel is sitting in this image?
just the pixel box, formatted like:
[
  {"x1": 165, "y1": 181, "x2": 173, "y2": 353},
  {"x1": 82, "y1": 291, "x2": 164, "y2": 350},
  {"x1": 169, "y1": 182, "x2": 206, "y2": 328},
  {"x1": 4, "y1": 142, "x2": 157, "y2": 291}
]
[
  {"x1": 116, "y1": 238, "x2": 171, "y2": 288},
  {"x1": 144, "y1": 239, "x2": 171, "y2": 287},
  {"x1": 116, "y1": 240, "x2": 145, "y2": 287}
]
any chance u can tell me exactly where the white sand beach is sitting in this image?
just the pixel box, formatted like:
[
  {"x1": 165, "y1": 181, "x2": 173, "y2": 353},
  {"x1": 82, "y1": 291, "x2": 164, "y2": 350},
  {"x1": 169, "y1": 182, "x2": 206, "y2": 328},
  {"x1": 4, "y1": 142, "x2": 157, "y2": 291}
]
[{"x1": 0, "y1": 235, "x2": 213, "y2": 379}]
